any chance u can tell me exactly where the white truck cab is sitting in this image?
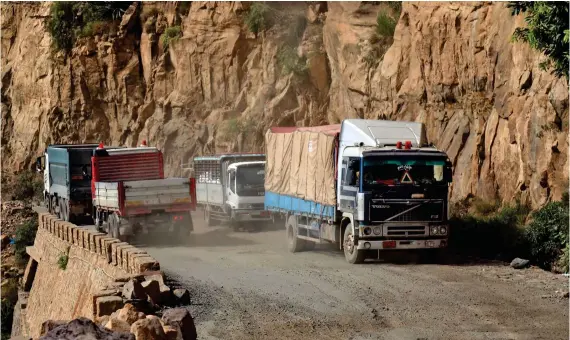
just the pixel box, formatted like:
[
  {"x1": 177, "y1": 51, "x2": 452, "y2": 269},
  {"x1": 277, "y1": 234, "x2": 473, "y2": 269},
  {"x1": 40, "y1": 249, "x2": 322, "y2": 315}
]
[{"x1": 194, "y1": 154, "x2": 272, "y2": 230}]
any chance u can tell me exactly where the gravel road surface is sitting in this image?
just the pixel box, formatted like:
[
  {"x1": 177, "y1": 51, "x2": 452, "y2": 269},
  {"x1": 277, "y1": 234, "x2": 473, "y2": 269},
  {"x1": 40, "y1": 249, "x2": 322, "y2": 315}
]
[{"x1": 140, "y1": 212, "x2": 569, "y2": 340}]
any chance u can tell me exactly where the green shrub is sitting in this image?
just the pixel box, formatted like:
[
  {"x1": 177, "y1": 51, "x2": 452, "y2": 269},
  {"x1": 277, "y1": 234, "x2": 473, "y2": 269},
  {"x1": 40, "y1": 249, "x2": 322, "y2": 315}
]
[
  {"x1": 47, "y1": 2, "x2": 76, "y2": 53},
  {"x1": 80, "y1": 20, "x2": 110, "y2": 37},
  {"x1": 449, "y1": 203, "x2": 529, "y2": 260},
  {"x1": 376, "y1": 12, "x2": 398, "y2": 37},
  {"x1": 160, "y1": 26, "x2": 182, "y2": 51},
  {"x1": 47, "y1": 2, "x2": 131, "y2": 53},
  {"x1": 1, "y1": 279, "x2": 18, "y2": 338},
  {"x1": 509, "y1": 2, "x2": 569, "y2": 79},
  {"x1": 525, "y1": 201, "x2": 569, "y2": 270},
  {"x1": 178, "y1": 2, "x2": 191, "y2": 17},
  {"x1": 245, "y1": 3, "x2": 270, "y2": 36},
  {"x1": 14, "y1": 219, "x2": 39, "y2": 263},
  {"x1": 277, "y1": 45, "x2": 307, "y2": 76},
  {"x1": 557, "y1": 243, "x2": 569, "y2": 273},
  {"x1": 12, "y1": 171, "x2": 43, "y2": 202},
  {"x1": 58, "y1": 253, "x2": 69, "y2": 270},
  {"x1": 140, "y1": 6, "x2": 162, "y2": 23}
]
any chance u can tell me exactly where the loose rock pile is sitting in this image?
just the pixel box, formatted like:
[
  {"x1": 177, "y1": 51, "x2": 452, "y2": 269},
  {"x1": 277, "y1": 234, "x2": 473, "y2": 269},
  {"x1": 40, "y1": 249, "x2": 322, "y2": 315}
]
[{"x1": 37, "y1": 273, "x2": 196, "y2": 340}]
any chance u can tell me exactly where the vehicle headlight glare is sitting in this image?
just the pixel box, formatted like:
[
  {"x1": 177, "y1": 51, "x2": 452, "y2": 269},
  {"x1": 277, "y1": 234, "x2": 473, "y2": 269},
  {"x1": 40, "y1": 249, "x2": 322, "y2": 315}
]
[
  {"x1": 431, "y1": 226, "x2": 439, "y2": 235},
  {"x1": 439, "y1": 226, "x2": 447, "y2": 235}
]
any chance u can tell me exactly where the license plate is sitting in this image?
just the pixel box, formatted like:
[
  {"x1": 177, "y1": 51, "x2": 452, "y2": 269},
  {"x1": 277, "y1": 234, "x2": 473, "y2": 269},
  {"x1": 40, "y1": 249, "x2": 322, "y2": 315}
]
[{"x1": 383, "y1": 240, "x2": 396, "y2": 249}]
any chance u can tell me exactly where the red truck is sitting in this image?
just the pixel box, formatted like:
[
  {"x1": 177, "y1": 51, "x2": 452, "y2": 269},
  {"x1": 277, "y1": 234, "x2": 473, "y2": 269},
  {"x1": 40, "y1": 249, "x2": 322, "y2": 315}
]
[{"x1": 91, "y1": 144, "x2": 196, "y2": 242}]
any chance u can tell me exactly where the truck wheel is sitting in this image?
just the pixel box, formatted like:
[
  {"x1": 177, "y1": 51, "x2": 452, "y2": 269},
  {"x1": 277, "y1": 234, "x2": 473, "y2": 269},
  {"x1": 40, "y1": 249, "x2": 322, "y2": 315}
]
[
  {"x1": 51, "y1": 196, "x2": 58, "y2": 216},
  {"x1": 44, "y1": 194, "x2": 50, "y2": 210},
  {"x1": 343, "y1": 225, "x2": 365, "y2": 264},
  {"x1": 205, "y1": 209, "x2": 218, "y2": 227},
  {"x1": 57, "y1": 198, "x2": 64, "y2": 220},
  {"x1": 286, "y1": 216, "x2": 304, "y2": 253},
  {"x1": 109, "y1": 214, "x2": 120, "y2": 239}
]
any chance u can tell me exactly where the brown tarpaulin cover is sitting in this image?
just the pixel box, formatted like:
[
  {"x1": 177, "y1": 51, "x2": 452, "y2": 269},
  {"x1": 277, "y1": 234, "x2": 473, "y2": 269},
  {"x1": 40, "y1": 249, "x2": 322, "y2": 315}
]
[{"x1": 265, "y1": 125, "x2": 340, "y2": 206}]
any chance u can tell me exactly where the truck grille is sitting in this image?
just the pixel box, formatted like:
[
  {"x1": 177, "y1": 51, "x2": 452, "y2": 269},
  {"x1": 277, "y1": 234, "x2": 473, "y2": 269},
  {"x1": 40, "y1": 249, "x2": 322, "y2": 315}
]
[
  {"x1": 369, "y1": 200, "x2": 444, "y2": 222},
  {"x1": 385, "y1": 225, "x2": 427, "y2": 237}
]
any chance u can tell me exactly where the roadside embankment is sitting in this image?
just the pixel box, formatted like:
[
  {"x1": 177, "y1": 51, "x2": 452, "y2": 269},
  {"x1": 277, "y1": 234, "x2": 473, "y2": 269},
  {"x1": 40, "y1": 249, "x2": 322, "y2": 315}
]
[{"x1": 13, "y1": 213, "x2": 164, "y2": 338}]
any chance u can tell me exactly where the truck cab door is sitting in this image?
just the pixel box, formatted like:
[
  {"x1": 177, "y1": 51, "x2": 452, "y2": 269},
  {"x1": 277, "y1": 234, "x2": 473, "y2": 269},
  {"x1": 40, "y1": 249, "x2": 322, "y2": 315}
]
[{"x1": 226, "y1": 170, "x2": 238, "y2": 208}]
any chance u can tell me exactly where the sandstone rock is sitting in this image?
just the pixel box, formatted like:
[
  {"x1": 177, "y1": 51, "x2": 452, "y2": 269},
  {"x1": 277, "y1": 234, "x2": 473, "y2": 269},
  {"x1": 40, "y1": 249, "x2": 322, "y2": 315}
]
[
  {"x1": 105, "y1": 317, "x2": 132, "y2": 333},
  {"x1": 1, "y1": 234, "x2": 10, "y2": 249},
  {"x1": 141, "y1": 280, "x2": 161, "y2": 304},
  {"x1": 1, "y1": 1, "x2": 567, "y2": 212},
  {"x1": 130, "y1": 315, "x2": 166, "y2": 340},
  {"x1": 123, "y1": 279, "x2": 146, "y2": 300},
  {"x1": 161, "y1": 308, "x2": 197, "y2": 340},
  {"x1": 39, "y1": 320, "x2": 66, "y2": 336},
  {"x1": 173, "y1": 289, "x2": 191, "y2": 305},
  {"x1": 117, "y1": 303, "x2": 146, "y2": 325},
  {"x1": 97, "y1": 296, "x2": 125, "y2": 317},
  {"x1": 162, "y1": 324, "x2": 181, "y2": 340},
  {"x1": 40, "y1": 317, "x2": 134, "y2": 340}
]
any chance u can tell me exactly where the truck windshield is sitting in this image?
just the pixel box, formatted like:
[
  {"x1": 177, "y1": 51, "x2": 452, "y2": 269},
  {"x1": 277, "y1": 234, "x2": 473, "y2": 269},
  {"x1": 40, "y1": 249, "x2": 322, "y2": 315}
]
[
  {"x1": 362, "y1": 156, "x2": 450, "y2": 189},
  {"x1": 236, "y1": 165, "x2": 265, "y2": 196}
]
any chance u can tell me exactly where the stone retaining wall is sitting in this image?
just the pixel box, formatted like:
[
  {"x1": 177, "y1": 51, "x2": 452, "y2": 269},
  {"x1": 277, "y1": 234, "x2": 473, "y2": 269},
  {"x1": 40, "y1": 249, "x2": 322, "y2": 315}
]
[{"x1": 16, "y1": 213, "x2": 161, "y2": 338}]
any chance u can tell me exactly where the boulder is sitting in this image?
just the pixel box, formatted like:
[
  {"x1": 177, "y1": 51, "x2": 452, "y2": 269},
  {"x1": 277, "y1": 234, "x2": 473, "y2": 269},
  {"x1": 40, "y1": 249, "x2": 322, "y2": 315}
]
[
  {"x1": 163, "y1": 325, "x2": 182, "y2": 340},
  {"x1": 105, "y1": 317, "x2": 132, "y2": 333},
  {"x1": 130, "y1": 316, "x2": 166, "y2": 340},
  {"x1": 39, "y1": 320, "x2": 66, "y2": 336},
  {"x1": 117, "y1": 303, "x2": 146, "y2": 325},
  {"x1": 40, "y1": 317, "x2": 134, "y2": 340},
  {"x1": 173, "y1": 289, "x2": 191, "y2": 305},
  {"x1": 141, "y1": 280, "x2": 161, "y2": 304},
  {"x1": 510, "y1": 258, "x2": 530, "y2": 269},
  {"x1": 161, "y1": 308, "x2": 197, "y2": 340},
  {"x1": 1, "y1": 234, "x2": 10, "y2": 249},
  {"x1": 97, "y1": 296, "x2": 125, "y2": 317},
  {"x1": 123, "y1": 279, "x2": 146, "y2": 300},
  {"x1": 159, "y1": 284, "x2": 174, "y2": 306}
]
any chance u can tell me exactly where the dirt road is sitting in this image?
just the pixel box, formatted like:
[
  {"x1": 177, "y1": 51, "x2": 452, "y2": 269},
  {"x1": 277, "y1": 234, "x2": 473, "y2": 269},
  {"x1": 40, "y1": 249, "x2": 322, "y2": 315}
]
[{"x1": 141, "y1": 213, "x2": 569, "y2": 340}]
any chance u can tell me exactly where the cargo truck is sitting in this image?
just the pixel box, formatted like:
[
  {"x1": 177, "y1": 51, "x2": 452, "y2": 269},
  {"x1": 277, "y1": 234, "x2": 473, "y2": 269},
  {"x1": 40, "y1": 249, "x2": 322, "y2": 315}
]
[
  {"x1": 194, "y1": 154, "x2": 272, "y2": 230},
  {"x1": 36, "y1": 144, "x2": 100, "y2": 223},
  {"x1": 264, "y1": 119, "x2": 453, "y2": 264},
  {"x1": 91, "y1": 144, "x2": 196, "y2": 241}
]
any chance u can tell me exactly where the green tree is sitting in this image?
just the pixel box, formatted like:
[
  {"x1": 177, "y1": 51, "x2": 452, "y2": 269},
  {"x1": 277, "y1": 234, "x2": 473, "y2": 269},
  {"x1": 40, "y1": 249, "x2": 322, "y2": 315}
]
[{"x1": 509, "y1": 2, "x2": 570, "y2": 79}]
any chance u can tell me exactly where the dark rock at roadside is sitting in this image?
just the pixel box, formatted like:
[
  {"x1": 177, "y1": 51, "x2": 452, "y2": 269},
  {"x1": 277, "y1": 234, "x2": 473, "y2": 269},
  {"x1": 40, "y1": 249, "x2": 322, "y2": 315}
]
[
  {"x1": 510, "y1": 258, "x2": 530, "y2": 269},
  {"x1": 39, "y1": 317, "x2": 134, "y2": 340}
]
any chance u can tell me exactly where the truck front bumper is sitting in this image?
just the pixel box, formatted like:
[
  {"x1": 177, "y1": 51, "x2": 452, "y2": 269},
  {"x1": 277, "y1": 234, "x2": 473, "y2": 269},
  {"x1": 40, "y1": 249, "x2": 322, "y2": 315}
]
[
  {"x1": 356, "y1": 238, "x2": 447, "y2": 250},
  {"x1": 232, "y1": 210, "x2": 272, "y2": 222}
]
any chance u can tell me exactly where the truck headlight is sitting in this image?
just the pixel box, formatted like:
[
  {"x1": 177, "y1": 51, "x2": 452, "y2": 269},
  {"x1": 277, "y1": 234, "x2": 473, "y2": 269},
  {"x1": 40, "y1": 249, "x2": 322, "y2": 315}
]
[
  {"x1": 363, "y1": 227, "x2": 372, "y2": 236},
  {"x1": 439, "y1": 226, "x2": 447, "y2": 235},
  {"x1": 373, "y1": 227, "x2": 382, "y2": 235},
  {"x1": 430, "y1": 226, "x2": 439, "y2": 235}
]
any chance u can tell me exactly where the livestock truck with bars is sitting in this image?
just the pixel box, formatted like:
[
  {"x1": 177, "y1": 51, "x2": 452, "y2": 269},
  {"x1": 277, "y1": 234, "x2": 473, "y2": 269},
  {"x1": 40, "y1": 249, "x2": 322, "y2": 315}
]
[
  {"x1": 91, "y1": 143, "x2": 196, "y2": 241},
  {"x1": 194, "y1": 154, "x2": 272, "y2": 230},
  {"x1": 36, "y1": 144, "x2": 100, "y2": 223},
  {"x1": 264, "y1": 119, "x2": 453, "y2": 264}
]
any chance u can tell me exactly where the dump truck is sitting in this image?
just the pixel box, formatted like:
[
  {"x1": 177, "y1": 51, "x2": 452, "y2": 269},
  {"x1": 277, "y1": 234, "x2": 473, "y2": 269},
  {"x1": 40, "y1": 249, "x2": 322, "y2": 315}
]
[
  {"x1": 194, "y1": 154, "x2": 272, "y2": 230},
  {"x1": 92, "y1": 144, "x2": 196, "y2": 241},
  {"x1": 36, "y1": 144, "x2": 100, "y2": 223},
  {"x1": 264, "y1": 119, "x2": 453, "y2": 264}
]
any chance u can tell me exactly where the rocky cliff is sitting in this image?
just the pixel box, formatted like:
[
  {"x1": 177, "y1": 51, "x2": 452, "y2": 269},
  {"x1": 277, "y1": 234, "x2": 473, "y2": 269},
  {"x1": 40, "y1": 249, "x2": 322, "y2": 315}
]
[{"x1": 2, "y1": 1, "x2": 568, "y2": 208}]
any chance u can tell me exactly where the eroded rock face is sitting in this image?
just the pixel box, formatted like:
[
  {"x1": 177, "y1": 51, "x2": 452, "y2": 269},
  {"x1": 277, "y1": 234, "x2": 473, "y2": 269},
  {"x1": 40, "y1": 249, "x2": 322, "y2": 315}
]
[{"x1": 1, "y1": 2, "x2": 567, "y2": 208}]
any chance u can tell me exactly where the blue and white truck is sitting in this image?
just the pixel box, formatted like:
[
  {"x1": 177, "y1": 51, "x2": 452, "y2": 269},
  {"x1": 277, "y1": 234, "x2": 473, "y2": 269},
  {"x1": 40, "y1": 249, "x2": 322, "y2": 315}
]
[
  {"x1": 264, "y1": 119, "x2": 453, "y2": 264},
  {"x1": 35, "y1": 144, "x2": 100, "y2": 223}
]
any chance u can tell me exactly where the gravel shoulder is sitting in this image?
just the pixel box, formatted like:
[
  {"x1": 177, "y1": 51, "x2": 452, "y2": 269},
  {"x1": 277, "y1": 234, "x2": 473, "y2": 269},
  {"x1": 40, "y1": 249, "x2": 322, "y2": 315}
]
[{"x1": 141, "y1": 213, "x2": 569, "y2": 340}]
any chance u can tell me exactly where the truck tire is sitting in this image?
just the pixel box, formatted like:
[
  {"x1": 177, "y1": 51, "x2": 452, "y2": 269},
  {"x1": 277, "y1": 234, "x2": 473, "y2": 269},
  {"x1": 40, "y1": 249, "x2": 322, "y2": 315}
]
[
  {"x1": 205, "y1": 209, "x2": 218, "y2": 227},
  {"x1": 57, "y1": 198, "x2": 65, "y2": 220},
  {"x1": 109, "y1": 213, "x2": 120, "y2": 239},
  {"x1": 286, "y1": 216, "x2": 304, "y2": 253},
  {"x1": 343, "y1": 224, "x2": 365, "y2": 264}
]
